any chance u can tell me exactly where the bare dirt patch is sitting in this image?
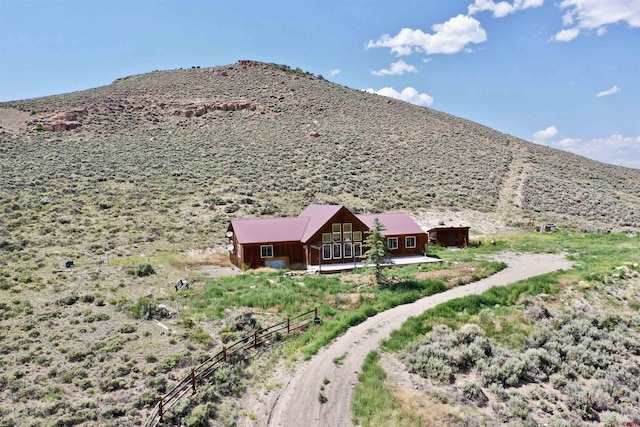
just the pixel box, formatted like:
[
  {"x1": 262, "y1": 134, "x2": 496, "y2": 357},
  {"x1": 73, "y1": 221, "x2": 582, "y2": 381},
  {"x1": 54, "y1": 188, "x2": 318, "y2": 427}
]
[
  {"x1": 414, "y1": 262, "x2": 486, "y2": 287},
  {"x1": 0, "y1": 107, "x2": 32, "y2": 133},
  {"x1": 414, "y1": 209, "x2": 519, "y2": 237}
]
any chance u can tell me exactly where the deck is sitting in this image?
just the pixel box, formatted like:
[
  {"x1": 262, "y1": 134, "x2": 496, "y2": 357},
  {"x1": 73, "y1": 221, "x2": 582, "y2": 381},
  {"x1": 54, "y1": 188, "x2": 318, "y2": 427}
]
[{"x1": 307, "y1": 255, "x2": 442, "y2": 273}]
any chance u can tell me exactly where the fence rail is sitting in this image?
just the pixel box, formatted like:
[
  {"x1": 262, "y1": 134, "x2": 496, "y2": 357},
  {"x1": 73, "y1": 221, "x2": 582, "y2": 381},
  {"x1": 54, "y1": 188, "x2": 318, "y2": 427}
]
[{"x1": 143, "y1": 307, "x2": 319, "y2": 427}]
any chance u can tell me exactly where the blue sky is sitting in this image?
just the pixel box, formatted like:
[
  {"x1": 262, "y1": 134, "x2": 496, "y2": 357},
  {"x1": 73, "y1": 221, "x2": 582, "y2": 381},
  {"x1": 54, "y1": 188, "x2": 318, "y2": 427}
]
[{"x1": 1, "y1": 0, "x2": 639, "y2": 168}]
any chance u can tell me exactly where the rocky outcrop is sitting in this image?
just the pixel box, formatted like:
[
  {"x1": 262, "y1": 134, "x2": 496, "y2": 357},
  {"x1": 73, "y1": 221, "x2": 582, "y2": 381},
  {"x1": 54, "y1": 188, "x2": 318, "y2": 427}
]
[
  {"x1": 42, "y1": 121, "x2": 82, "y2": 132},
  {"x1": 40, "y1": 110, "x2": 86, "y2": 132},
  {"x1": 171, "y1": 101, "x2": 261, "y2": 117}
]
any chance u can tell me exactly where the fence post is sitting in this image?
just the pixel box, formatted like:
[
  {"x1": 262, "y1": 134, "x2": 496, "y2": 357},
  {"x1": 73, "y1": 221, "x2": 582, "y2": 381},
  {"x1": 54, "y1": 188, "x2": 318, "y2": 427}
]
[
  {"x1": 158, "y1": 396, "x2": 164, "y2": 422},
  {"x1": 287, "y1": 318, "x2": 290, "y2": 334},
  {"x1": 314, "y1": 307, "x2": 318, "y2": 319},
  {"x1": 223, "y1": 346, "x2": 227, "y2": 362},
  {"x1": 254, "y1": 330, "x2": 258, "y2": 349},
  {"x1": 191, "y1": 368, "x2": 196, "y2": 394}
]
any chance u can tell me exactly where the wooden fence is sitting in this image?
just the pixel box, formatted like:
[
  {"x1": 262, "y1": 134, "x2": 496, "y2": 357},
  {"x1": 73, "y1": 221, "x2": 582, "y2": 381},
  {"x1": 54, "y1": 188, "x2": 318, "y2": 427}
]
[{"x1": 143, "y1": 308, "x2": 319, "y2": 427}]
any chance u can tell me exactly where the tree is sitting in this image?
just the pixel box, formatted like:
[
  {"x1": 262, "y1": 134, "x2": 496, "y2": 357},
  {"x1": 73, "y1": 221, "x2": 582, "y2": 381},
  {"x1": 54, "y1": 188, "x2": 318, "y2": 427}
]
[{"x1": 363, "y1": 218, "x2": 388, "y2": 285}]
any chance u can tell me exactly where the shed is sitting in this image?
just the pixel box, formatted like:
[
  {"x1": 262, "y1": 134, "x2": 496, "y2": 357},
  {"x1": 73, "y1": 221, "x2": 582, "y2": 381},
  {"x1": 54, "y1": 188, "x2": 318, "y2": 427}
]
[{"x1": 428, "y1": 226, "x2": 470, "y2": 248}]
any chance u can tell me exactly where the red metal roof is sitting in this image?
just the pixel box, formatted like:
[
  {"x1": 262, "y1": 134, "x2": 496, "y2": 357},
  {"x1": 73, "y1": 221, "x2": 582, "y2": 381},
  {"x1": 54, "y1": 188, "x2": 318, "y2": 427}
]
[
  {"x1": 229, "y1": 206, "x2": 425, "y2": 245},
  {"x1": 231, "y1": 217, "x2": 310, "y2": 244},
  {"x1": 298, "y1": 204, "x2": 344, "y2": 243},
  {"x1": 356, "y1": 213, "x2": 425, "y2": 236}
]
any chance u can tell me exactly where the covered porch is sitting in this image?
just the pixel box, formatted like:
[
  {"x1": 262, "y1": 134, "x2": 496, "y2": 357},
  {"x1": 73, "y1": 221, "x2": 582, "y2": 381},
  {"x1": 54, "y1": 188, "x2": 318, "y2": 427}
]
[{"x1": 307, "y1": 255, "x2": 442, "y2": 274}]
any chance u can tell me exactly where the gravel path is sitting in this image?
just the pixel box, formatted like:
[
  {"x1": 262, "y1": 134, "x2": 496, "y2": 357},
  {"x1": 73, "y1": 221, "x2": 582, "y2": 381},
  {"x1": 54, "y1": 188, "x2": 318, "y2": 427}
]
[{"x1": 266, "y1": 253, "x2": 572, "y2": 427}]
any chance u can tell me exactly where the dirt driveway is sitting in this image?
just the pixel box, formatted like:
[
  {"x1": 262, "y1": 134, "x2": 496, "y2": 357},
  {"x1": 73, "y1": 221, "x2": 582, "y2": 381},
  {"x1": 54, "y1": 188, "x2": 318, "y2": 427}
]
[{"x1": 265, "y1": 253, "x2": 572, "y2": 427}]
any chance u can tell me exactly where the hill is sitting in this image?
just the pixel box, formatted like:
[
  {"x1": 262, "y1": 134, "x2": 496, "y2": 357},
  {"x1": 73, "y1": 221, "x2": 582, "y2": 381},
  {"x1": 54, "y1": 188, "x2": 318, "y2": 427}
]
[
  {"x1": 0, "y1": 62, "x2": 639, "y2": 425},
  {"x1": 1, "y1": 61, "x2": 639, "y2": 256}
]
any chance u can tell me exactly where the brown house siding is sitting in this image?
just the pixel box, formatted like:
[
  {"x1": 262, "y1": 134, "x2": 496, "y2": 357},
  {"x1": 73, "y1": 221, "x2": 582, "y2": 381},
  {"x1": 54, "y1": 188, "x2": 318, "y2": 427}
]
[
  {"x1": 385, "y1": 233, "x2": 429, "y2": 257},
  {"x1": 428, "y1": 227, "x2": 470, "y2": 248},
  {"x1": 305, "y1": 207, "x2": 369, "y2": 266},
  {"x1": 232, "y1": 241, "x2": 306, "y2": 270}
]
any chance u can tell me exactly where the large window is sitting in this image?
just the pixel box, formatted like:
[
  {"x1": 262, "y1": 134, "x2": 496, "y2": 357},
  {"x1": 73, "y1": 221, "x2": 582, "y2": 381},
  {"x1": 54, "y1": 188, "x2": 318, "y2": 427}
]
[
  {"x1": 343, "y1": 223, "x2": 352, "y2": 241},
  {"x1": 405, "y1": 236, "x2": 416, "y2": 248},
  {"x1": 354, "y1": 242, "x2": 363, "y2": 258},
  {"x1": 353, "y1": 231, "x2": 362, "y2": 241},
  {"x1": 333, "y1": 243, "x2": 342, "y2": 259},
  {"x1": 322, "y1": 233, "x2": 331, "y2": 243},
  {"x1": 332, "y1": 224, "x2": 341, "y2": 241},
  {"x1": 260, "y1": 245, "x2": 273, "y2": 258},
  {"x1": 387, "y1": 237, "x2": 398, "y2": 250},
  {"x1": 343, "y1": 242, "x2": 352, "y2": 258},
  {"x1": 322, "y1": 244, "x2": 332, "y2": 260}
]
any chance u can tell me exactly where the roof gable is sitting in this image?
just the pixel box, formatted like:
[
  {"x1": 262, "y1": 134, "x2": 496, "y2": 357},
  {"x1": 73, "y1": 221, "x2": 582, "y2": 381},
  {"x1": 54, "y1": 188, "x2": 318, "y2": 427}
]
[
  {"x1": 298, "y1": 204, "x2": 344, "y2": 243},
  {"x1": 356, "y1": 213, "x2": 425, "y2": 236},
  {"x1": 231, "y1": 217, "x2": 310, "y2": 244}
]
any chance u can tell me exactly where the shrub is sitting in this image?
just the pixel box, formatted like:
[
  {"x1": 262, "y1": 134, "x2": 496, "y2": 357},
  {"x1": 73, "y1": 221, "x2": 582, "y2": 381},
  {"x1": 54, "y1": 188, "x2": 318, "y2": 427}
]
[
  {"x1": 132, "y1": 297, "x2": 169, "y2": 320},
  {"x1": 506, "y1": 392, "x2": 530, "y2": 419},
  {"x1": 461, "y1": 382, "x2": 488, "y2": 406},
  {"x1": 565, "y1": 381, "x2": 598, "y2": 421},
  {"x1": 212, "y1": 354, "x2": 248, "y2": 396},
  {"x1": 135, "y1": 262, "x2": 155, "y2": 277},
  {"x1": 119, "y1": 324, "x2": 136, "y2": 333},
  {"x1": 56, "y1": 295, "x2": 79, "y2": 306},
  {"x1": 183, "y1": 403, "x2": 215, "y2": 427}
]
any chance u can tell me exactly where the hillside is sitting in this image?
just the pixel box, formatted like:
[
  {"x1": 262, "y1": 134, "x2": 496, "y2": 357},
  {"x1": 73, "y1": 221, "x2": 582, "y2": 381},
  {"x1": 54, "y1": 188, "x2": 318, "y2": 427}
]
[
  {"x1": 0, "y1": 62, "x2": 639, "y2": 426},
  {"x1": 1, "y1": 62, "x2": 639, "y2": 255}
]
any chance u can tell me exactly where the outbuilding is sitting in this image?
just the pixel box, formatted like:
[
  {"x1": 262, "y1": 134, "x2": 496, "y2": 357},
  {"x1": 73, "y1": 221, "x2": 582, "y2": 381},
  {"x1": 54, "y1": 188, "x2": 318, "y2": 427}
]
[{"x1": 428, "y1": 226, "x2": 470, "y2": 248}]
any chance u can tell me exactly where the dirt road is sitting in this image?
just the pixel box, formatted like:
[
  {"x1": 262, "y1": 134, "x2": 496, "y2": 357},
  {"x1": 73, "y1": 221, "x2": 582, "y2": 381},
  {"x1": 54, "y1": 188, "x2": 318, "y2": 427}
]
[{"x1": 266, "y1": 253, "x2": 571, "y2": 427}]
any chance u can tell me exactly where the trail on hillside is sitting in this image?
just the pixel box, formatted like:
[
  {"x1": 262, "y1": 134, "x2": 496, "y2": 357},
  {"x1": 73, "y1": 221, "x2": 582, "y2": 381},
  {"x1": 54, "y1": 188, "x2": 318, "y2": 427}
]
[
  {"x1": 265, "y1": 253, "x2": 572, "y2": 427},
  {"x1": 496, "y1": 145, "x2": 531, "y2": 219}
]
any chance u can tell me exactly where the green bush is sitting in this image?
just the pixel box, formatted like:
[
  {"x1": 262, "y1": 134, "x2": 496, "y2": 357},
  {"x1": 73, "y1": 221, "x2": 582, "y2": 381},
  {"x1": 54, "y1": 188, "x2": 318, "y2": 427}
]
[
  {"x1": 135, "y1": 262, "x2": 155, "y2": 277},
  {"x1": 131, "y1": 297, "x2": 169, "y2": 320},
  {"x1": 119, "y1": 324, "x2": 136, "y2": 333},
  {"x1": 461, "y1": 381, "x2": 488, "y2": 406},
  {"x1": 183, "y1": 403, "x2": 215, "y2": 427}
]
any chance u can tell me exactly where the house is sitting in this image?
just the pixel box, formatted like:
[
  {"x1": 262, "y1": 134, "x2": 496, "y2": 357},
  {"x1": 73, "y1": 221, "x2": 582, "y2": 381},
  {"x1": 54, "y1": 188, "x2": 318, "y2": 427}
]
[
  {"x1": 428, "y1": 226, "x2": 470, "y2": 248},
  {"x1": 226, "y1": 205, "x2": 429, "y2": 270}
]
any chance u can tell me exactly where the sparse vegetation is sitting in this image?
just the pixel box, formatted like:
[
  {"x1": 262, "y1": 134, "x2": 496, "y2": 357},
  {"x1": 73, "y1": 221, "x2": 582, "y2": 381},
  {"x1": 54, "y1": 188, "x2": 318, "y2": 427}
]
[
  {"x1": 353, "y1": 232, "x2": 640, "y2": 426},
  {"x1": 0, "y1": 60, "x2": 639, "y2": 426}
]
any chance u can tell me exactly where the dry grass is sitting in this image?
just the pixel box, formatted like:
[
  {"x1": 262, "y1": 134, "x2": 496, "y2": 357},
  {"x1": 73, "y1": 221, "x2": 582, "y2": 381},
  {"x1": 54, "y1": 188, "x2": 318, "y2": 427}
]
[{"x1": 0, "y1": 60, "x2": 639, "y2": 426}]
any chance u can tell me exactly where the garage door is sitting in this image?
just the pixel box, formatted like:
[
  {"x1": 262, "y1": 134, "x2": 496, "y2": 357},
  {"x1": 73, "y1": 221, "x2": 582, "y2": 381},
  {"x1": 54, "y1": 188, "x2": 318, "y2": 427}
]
[{"x1": 265, "y1": 259, "x2": 286, "y2": 269}]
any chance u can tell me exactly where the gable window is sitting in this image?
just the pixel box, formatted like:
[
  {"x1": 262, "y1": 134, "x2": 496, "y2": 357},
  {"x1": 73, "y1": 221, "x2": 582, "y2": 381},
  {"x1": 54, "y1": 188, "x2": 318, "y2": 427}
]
[
  {"x1": 387, "y1": 237, "x2": 398, "y2": 250},
  {"x1": 332, "y1": 224, "x2": 341, "y2": 241},
  {"x1": 353, "y1": 231, "x2": 362, "y2": 241},
  {"x1": 405, "y1": 236, "x2": 417, "y2": 248},
  {"x1": 343, "y1": 242, "x2": 352, "y2": 258},
  {"x1": 261, "y1": 245, "x2": 274, "y2": 258},
  {"x1": 333, "y1": 243, "x2": 342, "y2": 259},
  {"x1": 322, "y1": 233, "x2": 331, "y2": 243},
  {"x1": 343, "y1": 223, "x2": 352, "y2": 241},
  {"x1": 322, "y1": 244, "x2": 332, "y2": 260},
  {"x1": 354, "y1": 242, "x2": 363, "y2": 258}
]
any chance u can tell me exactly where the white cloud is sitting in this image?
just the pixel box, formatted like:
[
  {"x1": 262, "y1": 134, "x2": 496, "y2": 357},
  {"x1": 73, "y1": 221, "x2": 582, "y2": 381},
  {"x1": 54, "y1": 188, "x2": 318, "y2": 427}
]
[
  {"x1": 553, "y1": 28, "x2": 580, "y2": 41},
  {"x1": 367, "y1": 14, "x2": 487, "y2": 56},
  {"x1": 553, "y1": 0, "x2": 640, "y2": 42},
  {"x1": 533, "y1": 125, "x2": 559, "y2": 142},
  {"x1": 365, "y1": 87, "x2": 434, "y2": 106},
  {"x1": 329, "y1": 69, "x2": 341, "y2": 76},
  {"x1": 596, "y1": 85, "x2": 621, "y2": 97},
  {"x1": 468, "y1": 0, "x2": 544, "y2": 18},
  {"x1": 549, "y1": 134, "x2": 640, "y2": 168},
  {"x1": 556, "y1": 137, "x2": 581, "y2": 147},
  {"x1": 371, "y1": 60, "x2": 418, "y2": 76}
]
